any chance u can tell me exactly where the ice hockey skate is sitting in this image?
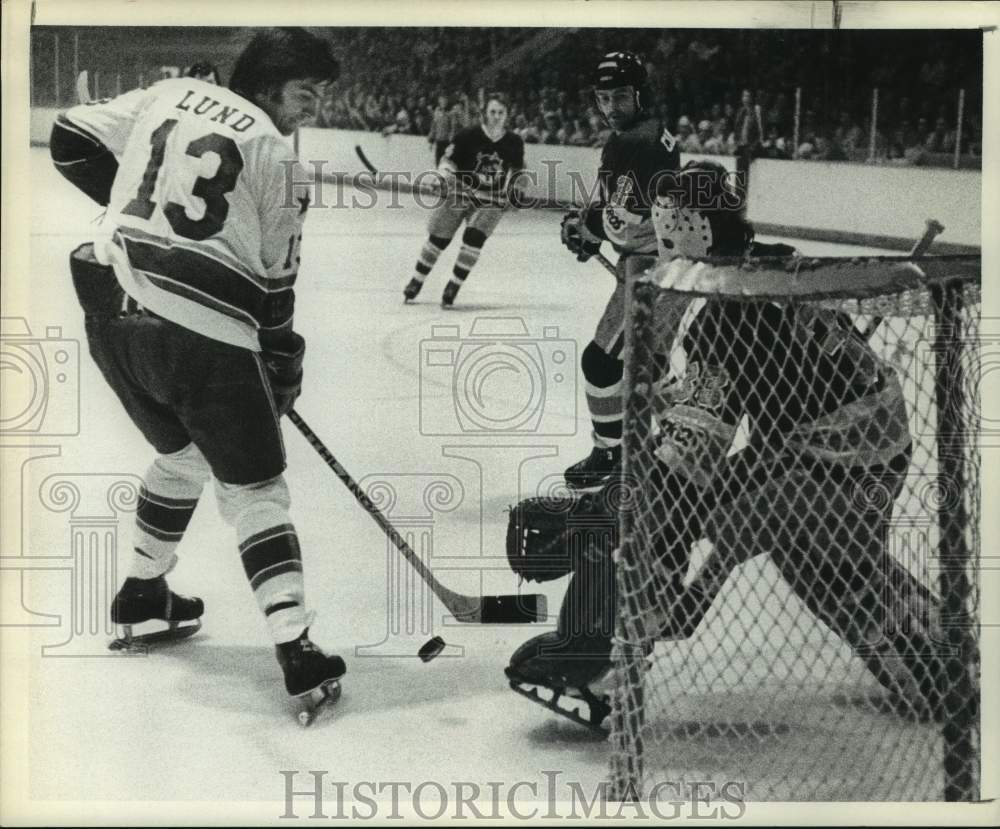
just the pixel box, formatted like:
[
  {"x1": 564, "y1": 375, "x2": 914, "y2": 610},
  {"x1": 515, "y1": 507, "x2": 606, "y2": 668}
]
[
  {"x1": 505, "y1": 630, "x2": 615, "y2": 735},
  {"x1": 403, "y1": 277, "x2": 424, "y2": 302},
  {"x1": 108, "y1": 575, "x2": 204, "y2": 652},
  {"x1": 276, "y1": 627, "x2": 347, "y2": 727},
  {"x1": 441, "y1": 280, "x2": 461, "y2": 308},
  {"x1": 564, "y1": 445, "x2": 621, "y2": 490}
]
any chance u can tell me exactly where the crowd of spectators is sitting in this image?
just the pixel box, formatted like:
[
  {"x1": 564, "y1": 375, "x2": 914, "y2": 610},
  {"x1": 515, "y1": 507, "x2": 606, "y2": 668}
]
[{"x1": 315, "y1": 28, "x2": 981, "y2": 167}]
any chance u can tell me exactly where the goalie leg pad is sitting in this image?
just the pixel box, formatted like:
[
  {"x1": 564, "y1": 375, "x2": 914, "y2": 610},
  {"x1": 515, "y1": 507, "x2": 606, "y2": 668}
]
[
  {"x1": 767, "y1": 456, "x2": 951, "y2": 719},
  {"x1": 506, "y1": 550, "x2": 616, "y2": 690}
]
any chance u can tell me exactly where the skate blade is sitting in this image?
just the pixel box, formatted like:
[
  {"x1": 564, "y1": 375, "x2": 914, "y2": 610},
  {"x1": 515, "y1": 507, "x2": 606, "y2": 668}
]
[
  {"x1": 297, "y1": 679, "x2": 342, "y2": 728},
  {"x1": 508, "y1": 679, "x2": 611, "y2": 736},
  {"x1": 108, "y1": 620, "x2": 202, "y2": 653}
]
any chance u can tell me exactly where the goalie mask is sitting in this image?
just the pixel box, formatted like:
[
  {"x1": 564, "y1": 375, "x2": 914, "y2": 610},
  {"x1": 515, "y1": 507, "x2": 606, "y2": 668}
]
[{"x1": 652, "y1": 160, "x2": 752, "y2": 259}]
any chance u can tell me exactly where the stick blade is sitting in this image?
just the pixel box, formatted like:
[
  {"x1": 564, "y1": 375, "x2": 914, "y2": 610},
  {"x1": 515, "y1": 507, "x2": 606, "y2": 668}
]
[{"x1": 478, "y1": 593, "x2": 547, "y2": 624}]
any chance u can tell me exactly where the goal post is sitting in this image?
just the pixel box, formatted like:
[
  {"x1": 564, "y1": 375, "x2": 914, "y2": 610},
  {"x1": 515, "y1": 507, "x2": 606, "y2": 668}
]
[{"x1": 611, "y1": 253, "x2": 981, "y2": 801}]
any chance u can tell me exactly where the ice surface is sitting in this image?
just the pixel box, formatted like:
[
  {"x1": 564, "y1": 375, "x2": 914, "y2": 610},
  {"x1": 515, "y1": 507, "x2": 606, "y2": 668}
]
[{"x1": 15, "y1": 147, "x2": 902, "y2": 804}]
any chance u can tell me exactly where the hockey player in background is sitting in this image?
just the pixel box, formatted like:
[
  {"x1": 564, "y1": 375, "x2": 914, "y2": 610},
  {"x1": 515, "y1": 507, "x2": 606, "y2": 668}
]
[
  {"x1": 403, "y1": 93, "x2": 525, "y2": 308},
  {"x1": 506, "y1": 160, "x2": 947, "y2": 731},
  {"x1": 559, "y1": 51, "x2": 682, "y2": 490},
  {"x1": 50, "y1": 28, "x2": 345, "y2": 720},
  {"x1": 185, "y1": 61, "x2": 221, "y2": 85}
]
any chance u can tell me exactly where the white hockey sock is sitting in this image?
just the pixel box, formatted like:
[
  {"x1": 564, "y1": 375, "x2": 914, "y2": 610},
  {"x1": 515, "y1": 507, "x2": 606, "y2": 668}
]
[
  {"x1": 130, "y1": 445, "x2": 210, "y2": 580},
  {"x1": 131, "y1": 488, "x2": 198, "y2": 579},
  {"x1": 216, "y1": 474, "x2": 308, "y2": 643},
  {"x1": 239, "y1": 523, "x2": 307, "y2": 643}
]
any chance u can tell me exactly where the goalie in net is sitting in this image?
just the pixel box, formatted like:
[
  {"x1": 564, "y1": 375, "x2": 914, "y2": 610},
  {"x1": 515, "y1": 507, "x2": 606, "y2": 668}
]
[{"x1": 505, "y1": 160, "x2": 952, "y2": 731}]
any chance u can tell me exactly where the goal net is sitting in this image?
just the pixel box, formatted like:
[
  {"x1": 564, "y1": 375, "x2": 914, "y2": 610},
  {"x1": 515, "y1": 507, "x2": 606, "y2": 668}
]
[{"x1": 609, "y1": 253, "x2": 981, "y2": 801}]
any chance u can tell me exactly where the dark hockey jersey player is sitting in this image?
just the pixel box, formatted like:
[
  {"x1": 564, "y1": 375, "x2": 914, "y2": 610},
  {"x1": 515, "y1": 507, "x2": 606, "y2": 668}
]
[
  {"x1": 442, "y1": 124, "x2": 525, "y2": 202},
  {"x1": 583, "y1": 114, "x2": 681, "y2": 256}
]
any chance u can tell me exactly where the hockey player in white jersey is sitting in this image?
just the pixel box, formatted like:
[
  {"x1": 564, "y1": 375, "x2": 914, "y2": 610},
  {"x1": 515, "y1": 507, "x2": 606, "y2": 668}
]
[{"x1": 51, "y1": 28, "x2": 343, "y2": 722}]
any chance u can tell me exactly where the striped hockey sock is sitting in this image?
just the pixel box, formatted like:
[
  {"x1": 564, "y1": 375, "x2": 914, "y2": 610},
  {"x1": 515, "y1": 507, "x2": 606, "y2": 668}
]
[
  {"x1": 413, "y1": 238, "x2": 446, "y2": 283},
  {"x1": 452, "y1": 242, "x2": 482, "y2": 282},
  {"x1": 239, "y1": 523, "x2": 307, "y2": 643},
  {"x1": 582, "y1": 341, "x2": 625, "y2": 449},
  {"x1": 585, "y1": 378, "x2": 624, "y2": 448},
  {"x1": 130, "y1": 486, "x2": 199, "y2": 579}
]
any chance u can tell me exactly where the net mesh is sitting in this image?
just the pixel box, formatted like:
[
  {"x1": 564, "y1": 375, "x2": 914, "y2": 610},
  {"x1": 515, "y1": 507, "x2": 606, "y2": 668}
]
[{"x1": 608, "y1": 254, "x2": 981, "y2": 802}]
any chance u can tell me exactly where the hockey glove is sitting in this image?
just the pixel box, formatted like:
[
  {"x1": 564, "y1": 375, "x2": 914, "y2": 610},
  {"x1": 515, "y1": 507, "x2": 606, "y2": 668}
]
[
  {"x1": 560, "y1": 210, "x2": 603, "y2": 262},
  {"x1": 506, "y1": 493, "x2": 617, "y2": 583},
  {"x1": 50, "y1": 120, "x2": 119, "y2": 206},
  {"x1": 262, "y1": 331, "x2": 305, "y2": 417}
]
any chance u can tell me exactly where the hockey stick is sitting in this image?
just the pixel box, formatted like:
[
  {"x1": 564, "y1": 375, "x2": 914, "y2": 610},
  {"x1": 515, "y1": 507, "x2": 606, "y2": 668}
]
[
  {"x1": 594, "y1": 251, "x2": 620, "y2": 280},
  {"x1": 356, "y1": 144, "x2": 501, "y2": 207},
  {"x1": 860, "y1": 218, "x2": 944, "y2": 340},
  {"x1": 354, "y1": 144, "x2": 621, "y2": 281},
  {"x1": 355, "y1": 144, "x2": 585, "y2": 212},
  {"x1": 287, "y1": 409, "x2": 547, "y2": 624},
  {"x1": 354, "y1": 144, "x2": 379, "y2": 178}
]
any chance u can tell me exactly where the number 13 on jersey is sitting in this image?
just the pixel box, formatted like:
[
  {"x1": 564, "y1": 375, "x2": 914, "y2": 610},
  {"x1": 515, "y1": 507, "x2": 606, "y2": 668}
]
[{"x1": 122, "y1": 117, "x2": 244, "y2": 242}]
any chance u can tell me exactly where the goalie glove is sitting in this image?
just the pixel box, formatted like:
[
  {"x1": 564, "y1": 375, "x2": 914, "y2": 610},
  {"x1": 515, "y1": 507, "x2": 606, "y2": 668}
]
[
  {"x1": 506, "y1": 493, "x2": 617, "y2": 583},
  {"x1": 560, "y1": 209, "x2": 603, "y2": 262},
  {"x1": 262, "y1": 331, "x2": 305, "y2": 417}
]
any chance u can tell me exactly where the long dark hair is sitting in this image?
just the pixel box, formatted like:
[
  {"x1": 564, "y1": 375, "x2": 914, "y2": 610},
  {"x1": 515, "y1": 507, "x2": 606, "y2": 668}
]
[{"x1": 229, "y1": 28, "x2": 339, "y2": 102}]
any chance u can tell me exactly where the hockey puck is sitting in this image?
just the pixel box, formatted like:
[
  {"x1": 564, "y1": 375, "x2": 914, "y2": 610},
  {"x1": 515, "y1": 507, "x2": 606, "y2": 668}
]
[{"x1": 418, "y1": 636, "x2": 446, "y2": 663}]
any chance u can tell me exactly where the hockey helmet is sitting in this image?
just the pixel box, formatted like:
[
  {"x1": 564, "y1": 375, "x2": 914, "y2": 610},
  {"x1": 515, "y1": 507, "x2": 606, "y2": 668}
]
[
  {"x1": 593, "y1": 51, "x2": 647, "y2": 91},
  {"x1": 593, "y1": 51, "x2": 650, "y2": 120}
]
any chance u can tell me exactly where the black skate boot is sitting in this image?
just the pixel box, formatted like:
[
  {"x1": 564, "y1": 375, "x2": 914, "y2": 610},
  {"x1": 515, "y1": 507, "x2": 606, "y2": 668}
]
[
  {"x1": 506, "y1": 630, "x2": 614, "y2": 734},
  {"x1": 108, "y1": 575, "x2": 203, "y2": 652},
  {"x1": 564, "y1": 445, "x2": 621, "y2": 490},
  {"x1": 403, "y1": 277, "x2": 424, "y2": 302},
  {"x1": 441, "y1": 280, "x2": 461, "y2": 308},
  {"x1": 276, "y1": 627, "x2": 346, "y2": 726}
]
